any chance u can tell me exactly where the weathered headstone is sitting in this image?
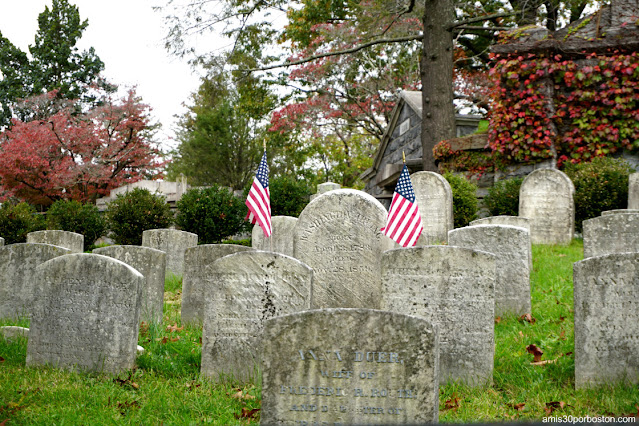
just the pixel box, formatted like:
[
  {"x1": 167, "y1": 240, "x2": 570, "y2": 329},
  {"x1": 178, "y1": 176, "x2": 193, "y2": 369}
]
[
  {"x1": 629, "y1": 173, "x2": 639, "y2": 210},
  {"x1": 0, "y1": 243, "x2": 71, "y2": 320},
  {"x1": 582, "y1": 213, "x2": 639, "y2": 259},
  {"x1": 381, "y1": 246, "x2": 495, "y2": 386},
  {"x1": 469, "y1": 215, "x2": 532, "y2": 268},
  {"x1": 573, "y1": 253, "x2": 639, "y2": 388},
  {"x1": 27, "y1": 230, "x2": 84, "y2": 253},
  {"x1": 201, "y1": 251, "x2": 312, "y2": 382},
  {"x1": 310, "y1": 182, "x2": 341, "y2": 201},
  {"x1": 93, "y1": 245, "x2": 166, "y2": 324},
  {"x1": 181, "y1": 244, "x2": 254, "y2": 325},
  {"x1": 601, "y1": 209, "x2": 639, "y2": 216},
  {"x1": 261, "y1": 309, "x2": 439, "y2": 425},
  {"x1": 142, "y1": 229, "x2": 198, "y2": 277},
  {"x1": 411, "y1": 171, "x2": 453, "y2": 245},
  {"x1": 0, "y1": 237, "x2": 4, "y2": 247},
  {"x1": 449, "y1": 225, "x2": 531, "y2": 316},
  {"x1": 294, "y1": 189, "x2": 393, "y2": 309},
  {"x1": 519, "y1": 168, "x2": 575, "y2": 244},
  {"x1": 26, "y1": 254, "x2": 143, "y2": 374},
  {"x1": 252, "y1": 216, "x2": 297, "y2": 257}
]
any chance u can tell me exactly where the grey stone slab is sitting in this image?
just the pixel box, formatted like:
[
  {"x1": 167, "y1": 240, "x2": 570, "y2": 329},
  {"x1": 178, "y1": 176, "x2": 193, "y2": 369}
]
[
  {"x1": 411, "y1": 172, "x2": 453, "y2": 245},
  {"x1": 381, "y1": 246, "x2": 495, "y2": 386},
  {"x1": 294, "y1": 189, "x2": 393, "y2": 309},
  {"x1": 583, "y1": 213, "x2": 639, "y2": 259},
  {"x1": 26, "y1": 253, "x2": 143, "y2": 374},
  {"x1": 573, "y1": 253, "x2": 639, "y2": 388},
  {"x1": 0, "y1": 326, "x2": 29, "y2": 343},
  {"x1": 27, "y1": 230, "x2": 84, "y2": 253},
  {"x1": 201, "y1": 251, "x2": 312, "y2": 382},
  {"x1": 310, "y1": 182, "x2": 341, "y2": 201},
  {"x1": 601, "y1": 209, "x2": 639, "y2": 216},
  {"x1": 469, "y1": 216, "x2": 532, "y2": 268},
  {"x1": 93, "y1": 245, "x2": 166, "y2": 324},
  {"x1": 181, "y1": 244, "x2": 254, "y2": 325},
  {"x1": 629, "y1": 173, "x2": 639, "y2": 210},
  {"x1": 449, "y1": 225, "x2": 531, "y2": 316},
  {"x1": 260, "y1": 309, "x2": 439, "y2": 425},
  {"x1": 0, "y1": 243, "x2": 71, "y2": 320},
  {"x1": 142, "y1": 228, "x2": 198, "y2": 277},
  {"x1": 252, "y1": 216, "x2": 297, "y2": 257},
  {"x1": 0, "y1": 237, "x2": 4, "y2": 247},
  {"x1": 519, "y1": 169, "x2": 575, "y2": 244}
]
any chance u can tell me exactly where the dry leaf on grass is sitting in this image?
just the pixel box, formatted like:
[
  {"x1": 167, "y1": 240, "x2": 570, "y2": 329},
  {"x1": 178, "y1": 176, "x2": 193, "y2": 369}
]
[
  {"x1": 508, "y1": 402, "x2": 526, "y2": 411},
  {"x1": 544, "y1": 401, "x2": 567, "y2": 415},
  {"x1": 231, "y1": 389, "x2": 256, "y2": 401},
  {"x1": 495, "y1": 316, "x2": 502, "y2": 324},
  {"x1": 235, "y1": 408, "x2": 260, "y2": 419},
  {"x1": 0, "y1": 419, "x2": 7, "y2": 426},
  {"x1": 166, "y1": 324, "x2": 184, "y2": 333},
  {"x1": 526, "y1": 344, "x2": 544, "y2": 362},
  {"x1": 170, "y1": 336, "x2": 180, "y2": 342},
  {"x1": 444, "y1": 394, "x2": 461, "y2": 411},
  {"x1": 531, "y1": 359, "x2": 557, "y2": 366},
  {"x1": 0, "y1": 356, "x2": 4, "y2": 363},
  {"x1": 519, "y1": 313, "x2": 536, "y2": 324},
  {"x1": 186, "y1": 381, "x2": 201, "y2": 390},
  {"x1": 114, "y1": 373, "x2": 140, "y2": 390},
  {"x1": 559, "y1": 329, "x2": 566, "y2": 340}
]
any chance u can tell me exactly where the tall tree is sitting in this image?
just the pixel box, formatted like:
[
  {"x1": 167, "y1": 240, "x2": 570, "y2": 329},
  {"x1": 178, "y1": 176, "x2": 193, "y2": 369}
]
[{"x1": 0, "y1": 0, "x2": 110, "y2": 128}]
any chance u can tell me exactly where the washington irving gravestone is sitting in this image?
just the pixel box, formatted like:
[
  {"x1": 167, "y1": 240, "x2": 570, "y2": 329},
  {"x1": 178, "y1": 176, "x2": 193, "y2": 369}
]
[
  {"x1": 260, "y1": 309, "x2": 439, "y2": 425},
  {"x1": 294, "y1": 189, "x2": 393, "y2": 309},
  {"x1": 381, "y1": 246, "x2": 495, "y2": 386},
  {"x1": 201, "y1": 251, "x2": 312, "y2": 382},
  {"x1": 26, "y1": 254, "x2": 143, "y2": 374}
]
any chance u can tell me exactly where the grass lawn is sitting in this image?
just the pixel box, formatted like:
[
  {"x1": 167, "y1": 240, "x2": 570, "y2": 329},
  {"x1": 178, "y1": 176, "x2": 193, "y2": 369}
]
[{"x1": 1, "y1": 239, "x2": 638, "y2": 424}]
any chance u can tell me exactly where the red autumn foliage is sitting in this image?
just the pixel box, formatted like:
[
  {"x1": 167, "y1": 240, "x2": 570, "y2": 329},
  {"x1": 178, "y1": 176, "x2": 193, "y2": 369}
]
[{"x1": 0, "y1": 89, "x2": 164, "y2": 205}]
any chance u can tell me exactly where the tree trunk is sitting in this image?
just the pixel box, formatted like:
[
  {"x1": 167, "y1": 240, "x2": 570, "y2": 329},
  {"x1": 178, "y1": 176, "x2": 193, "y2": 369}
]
[{"x1": 420, "y1": 0, "x2": 456, "y2": 172}]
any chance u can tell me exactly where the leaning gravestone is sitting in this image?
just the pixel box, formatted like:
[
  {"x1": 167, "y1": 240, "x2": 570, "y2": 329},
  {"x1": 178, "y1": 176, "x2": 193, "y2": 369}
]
[
  {"x1": 582, "y1": 213, "x2": 639, "y2": 259},
  {"x1": 26, "y1": 254, "x2": 143, "y2": 374},
  {"x1": 411, "y1": 172, "x2": 453, "y2": 245},
  {"x1": 449, "y1": 225, "x2": 531, "y2": 316},
  {"x1": 294, "y1": 189, "x2": 393, "y2": 309},
  {"x1": 381, "y1": 246, "x2": 495, "y2": 386},
  {"x1": 142, "y1": 229, "x2": 198, "y2": 277},
  {"x1": 601, "y1": 209, "x2": 639, "y2": 216},
  {"x1": 629, "y1": 173, "x2": 639, "y2": 210},
  {"x1": 181, "y1": 244, "x2": 254, "y2": 325},
  {"x1": 519, "y1": 168, "x2": 575, "y2": 244},
  {"x1": 201, "y1": 251, "x2": 312, "y2": 382},
  {"x1": 252, "y1": 216, "x2": 297, "y2": 257},
  {"x1": 573, "y1": 253, "x2": 639, "y2": 388},
  {"x1": 27, "y1": 230, "x2": 84, "y2": 253},
  {"x1": 0, "y1": 243, "x2": 71, "y2": 319},
  {"x1": 261, "y1": 309, "x2": 439, "y2": 425},
  {"x1": 93, "y1": 245, "x2": 166, "y2": 324}
]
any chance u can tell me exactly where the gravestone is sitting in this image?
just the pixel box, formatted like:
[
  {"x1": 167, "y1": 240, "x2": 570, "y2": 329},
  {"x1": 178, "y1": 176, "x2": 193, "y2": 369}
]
[
  {"x1": 470, "y1": 215, "x2": 530, "y2": 231},
  {"x1": 201, "y1": 251, "x2": 312, "y2": 382},
  {"x1": 601, "y1": 209, "x2": 639, "y2": 216},
  {"x1": 381, "y1": 246, "x2": 495, "y2": 386},
  {"x1": 27, "y1": 230, "x2": 84, "y2": 253},
  {"x1": 573, "y1": 253, "x2": 639, "y2": 388},
  {"x1": 252, "y1": 216, "x2": 297, "y2": 257},
  {"x1": 93, "y1": 245, "x2": 166, "y2": 324},
  {"x1": 181, "y1": 244, "x2": 254, "y2": 325},
  {"x1": 26, "y1": 254, "x2": 143, "y2": 374},
  {"x1": 0, "y1": 326, "x2": 28, "y2": 343},
  {"x1": 410, "y1": 171, "x2": 453, "y2": 245},
  {"x1": 630, "y1": 173, "x2": 639, "y2": 210},
  {"x1": 519, "y1": 168, "x2": 575, "y2": 244},
  {"x1": 310, "y1": 182, "x2": 341, "y2": 201},
  {"x1": 294, "y1": 189, "x2": 393, "y2": 309},
  {"x1": 582, "y1": 213, "x2": 639, "y2": 259},
  {"x1": 261, "y1": 309, "x2": 439, "y2": 425},
  {"x1": 0, "y1": 243, "x2": 71, "y2": 319},
  {"x1": 449, "y1": 225, "x2": 531, "y2": 316},
  {"x1": 0, "y1": 237, "x2": 4, "y2": 247},
  {"x1": 142, "y1": 229, "x2": 198, "y2": 277}
]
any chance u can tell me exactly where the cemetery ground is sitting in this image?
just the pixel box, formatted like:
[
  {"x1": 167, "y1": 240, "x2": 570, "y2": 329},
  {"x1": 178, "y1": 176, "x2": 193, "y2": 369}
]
[{"x1": 1, "y1": 240, "x2": 638, "y2": 424}]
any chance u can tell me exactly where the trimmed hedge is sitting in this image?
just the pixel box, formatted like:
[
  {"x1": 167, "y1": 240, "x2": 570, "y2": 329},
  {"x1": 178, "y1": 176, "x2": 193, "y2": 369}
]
[
  {"x1": 46, "y1": 200, "x2": 106, "y2": 250},
  {"x1": 444, "y1": 172, "x2": 478, "y2": 228}
]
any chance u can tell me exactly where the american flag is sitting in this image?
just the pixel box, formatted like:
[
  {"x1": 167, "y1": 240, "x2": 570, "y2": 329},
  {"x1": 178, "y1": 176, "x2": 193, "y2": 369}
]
[
  {"x1": 381, "y1": 165, "x2": 423, "y2": 247},
  {"x1": 245, "y1": 152, "x2": 272, "y2": 237}
]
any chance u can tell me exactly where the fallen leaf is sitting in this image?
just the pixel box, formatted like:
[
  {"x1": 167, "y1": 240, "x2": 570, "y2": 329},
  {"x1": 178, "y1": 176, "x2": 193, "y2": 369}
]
[
  {"x1": 526, "y1": 344, "x2": 544, "y2": 362},
  {"x1": 495, "y1": 317, "x2": 502, "y2": 324},
  {"x1": 519, "y1": 313, "x2": 536, "y2": 324},
  {"x1": 235, "y1": 407, "x2": 260, "y2": 419},
  {"x1": 565, "y1": 351, "x2": 573, "y2": 357},
  {"x1": 186, "y1": 381, "x2": 201, "y2": 390},
  {"x1": 531, "y1": 359, "x2": 557, "y2": 366},
  {"x1": 508, "y1": 402, "x2": 526, "y2": 411},
  {"x1": 0, "y1": 356, "x2": 4, "y2": 363},
  {"x1": 232, "y1": 390, "x2": 256, "y2": 401},
  {"x1": 444, "y1": 394, "x2": 461, "y2": 411},
  {"x1": 139, "y1": 322, "x2": 149, "y2": 336},
  {"x1": 558, "y1": 254, "x2": 566, "y2": 257},
  {"x1": 170, "y1": 337, "x2": 180, "y2": 342},
  {"x1": 519, "y1": 331, "x2": 524, "y2": 337},
  {"x1": 161, "y1": 337, "x2": 168, "y2": 344},
  {"x1": 166, "y1": 324, "x2": 184, "y2": 333},
  {"x1": 559, "y1": 316, "x2": 565, "y2": 322},
  {"x1": 559, "y1": 329, "x2": 566, "y2": 340},
  {"x1": 0, "y1": 419, "x2": 7, "y2": 426}
]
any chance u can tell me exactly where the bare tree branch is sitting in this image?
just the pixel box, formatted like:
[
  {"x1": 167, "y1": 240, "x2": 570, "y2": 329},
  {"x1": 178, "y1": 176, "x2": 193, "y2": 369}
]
[
  {"x1": 453, "y1": 25, "x2": 514, "y2": 31},
  {"x1": 447, "y1": 11, "x2": 517, "y2": 30}
]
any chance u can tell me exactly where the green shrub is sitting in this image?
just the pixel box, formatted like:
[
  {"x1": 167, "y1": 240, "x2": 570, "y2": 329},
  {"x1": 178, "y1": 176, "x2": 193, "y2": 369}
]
[
  {"x1": 46, "y1": 200, "x2": 106, "y2": 250},
  {"x1": 444, "y1": 172, "x2": 478, "y2": 228},
  {"x1": 105, "y1": 188, "x2": 173, "y2": 245},
  {"x1": 0, "y1": 202, "x2": 45, "y2": 244},
  {"x1": 564, "y1": 157, "x2": 633, "y2": 233},
  {"x1": 483, "y1": 177, "x2": 523, "y2": 216},
  {"x1": 175, "y1": 186, "x2": 248, "y2": 244}
]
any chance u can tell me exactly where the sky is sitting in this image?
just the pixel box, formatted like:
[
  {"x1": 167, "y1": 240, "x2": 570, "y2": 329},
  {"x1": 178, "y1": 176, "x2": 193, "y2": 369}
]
[{"x1": 0, "y1": 0, "x2": 228, "y2": 151}]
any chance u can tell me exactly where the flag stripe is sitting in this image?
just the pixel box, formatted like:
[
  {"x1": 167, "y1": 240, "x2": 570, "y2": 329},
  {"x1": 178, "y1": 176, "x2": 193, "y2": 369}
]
[
  {"x1": 381, "y1": 165, "x2": 423, "y2": 247},
  {"x1": 245, "y1": 152, "x2": 272, "y2": 237}
]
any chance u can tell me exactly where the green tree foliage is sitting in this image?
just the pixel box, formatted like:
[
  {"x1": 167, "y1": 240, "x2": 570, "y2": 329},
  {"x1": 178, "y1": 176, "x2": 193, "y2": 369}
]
[
  {"x1": 0, "y1": 0, "x2": 111, "y2": 127},
  {"x1": 564, "y1": 157, "x2": 633, "y2": 233},
  {"x1": 267, "y1": 176, "x2": 311, "y2": 217},
  {"x1": 175, "y1": 186, "x2": 248, "y2": 244},
  {"x1": 483, "y1": 177, "x2": 523, "y2": 216},
  {"x1": 46, "y1": 200, "x2": 107, "y2": 250},
  {"x1": 444, "y1": 172, "x2": 478, "y2": 228},
  {"x1": 105, "y1": 188, "x2": 173, "y2": 245},
  {"x1": 0, "y1": 202, "x2": 46, "y2": 244}
]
